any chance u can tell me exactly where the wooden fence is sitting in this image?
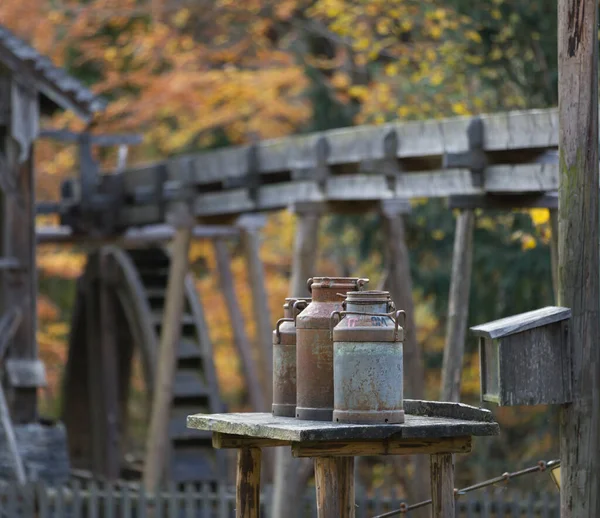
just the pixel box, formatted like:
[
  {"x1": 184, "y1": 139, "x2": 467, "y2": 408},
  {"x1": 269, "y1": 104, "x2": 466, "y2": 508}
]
[{"x1": 0, "y1": 481, "x2": 559, "y2": 517}]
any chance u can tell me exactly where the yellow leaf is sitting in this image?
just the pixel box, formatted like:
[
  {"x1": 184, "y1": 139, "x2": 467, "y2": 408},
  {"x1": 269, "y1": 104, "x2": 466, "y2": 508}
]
[
  {"x1": 172, "y1": 8, "x2": 190, "y2": 28},
  {"x1": 354, "y1": 37, "x2": 370, "y2": 51},
  {"x1": 429, "y1": 69, "x2": 444, "y2": 86},
  {"x1": 429, "y1": 26, "x2": 442, "y2": 39},
  {"x1": 522, "y1": 235, "x2": 537, "y2": 250},
  {"x1": 530, "y1": 208, "x2": 550, "y2": 225},
  {"x1": 466, "y1": 30, "x2": 482, "y2": 43},
  {"x1": 331, "y1": 72, "x2": 351, "y2": 89},
  {"x1": 385, "y1": 64, "x2": 399, "y2": 77},
  {"x1": 492, "y1": 9, "x2": 502, "y2": 20},
  {"x1": 348, "y1": 85, "x2": 369, "y2": 100},
  {"x1": 104, "y1": 48, "x2": 117, "y2": 62},
  {"x1": 397, "y1": 106, "x2": 410, "y2": 117},
  {"x1": 452, "y1": 102, "x2": 470, "y2": 115}
]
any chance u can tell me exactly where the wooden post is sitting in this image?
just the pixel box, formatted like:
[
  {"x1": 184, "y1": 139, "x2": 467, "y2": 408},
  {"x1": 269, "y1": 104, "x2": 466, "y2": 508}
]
[
  {"x1": 558, "y1": 0, "x2": 600, "y2": 515},
  {"x1": 214, "y1": 238, "x2": 266, "y2": 413},
  {"x1": 240, "y1": 217, "x2": 273, "y2": 405},
  {"x1": 380, "y1": 201, "x2": 429, "y2": 515},
  {"x1": 84, "y1": 256, "x2": 120, "y2": 479},
  {"x1": 143, "y1": 205, "x2": 193, "y2": 492},
  {"x1": 314, "y1": 457, "x2": 355, "y2": 518},
  {"x1": 441, "y1": 210, "x2": 475, "y2": 402},
  {"x1": 272, "y1": 203, "x2": 322, "y2": 518},
  {"x1": 236, "y1": 447, "x2": 262, "y2": 518},
  {"x1": 430, "y1": 453, "x2": 455, "y2": 518},
  {"x1": 549, "y1": 209, "x2": 559, "y2": 304},
  {"x1": 379, "y1": 201, "x2": 424, "y2": 401},
  {"x1": 0, "y1": 79, "x2": 39, "y2": 424}
]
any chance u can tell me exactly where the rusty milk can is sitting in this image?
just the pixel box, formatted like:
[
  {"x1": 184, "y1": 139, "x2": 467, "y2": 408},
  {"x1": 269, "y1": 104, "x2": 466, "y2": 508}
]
[
  {"x1": 331, "y1": 290, "x2": 405, "y2": 424},
  {"x1": 272, "y1": 297, "x2": 311, "y2": 417},
  {"x1": 296, "y1": 277, "x2": 369, "y2": 421}
]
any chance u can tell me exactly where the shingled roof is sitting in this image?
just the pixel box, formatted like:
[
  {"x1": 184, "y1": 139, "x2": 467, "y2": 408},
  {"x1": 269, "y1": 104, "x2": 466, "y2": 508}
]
[{"x1": 0, "y1": 24, "x2": 106, "y2": 122}]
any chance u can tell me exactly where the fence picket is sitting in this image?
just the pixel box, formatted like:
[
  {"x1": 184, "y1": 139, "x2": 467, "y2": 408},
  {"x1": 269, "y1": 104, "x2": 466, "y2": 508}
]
[
  {"x1": 138, "y1": 484, "x2": 148, "y2": 518},
  {"x1": 71, "y1": 479, "x2": 82, "y2": 518},
  {"x1": 122, "y1": 484, "x2": 131, "y2": 518},
  {"x1": 37, "y1": 483, "x2": 50, "y2": 518},
  {"x1": 217, "y1": 483, "x2": 228, "y2": 518},
  {"x1": 185, "y1": 483, "x2": 196, "y2": 518}
]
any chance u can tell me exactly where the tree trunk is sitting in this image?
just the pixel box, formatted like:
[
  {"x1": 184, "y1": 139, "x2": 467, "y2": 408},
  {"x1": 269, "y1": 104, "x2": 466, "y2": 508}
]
[{"x1": 558, "y1": 0, "x2": 600, "y2": 515}]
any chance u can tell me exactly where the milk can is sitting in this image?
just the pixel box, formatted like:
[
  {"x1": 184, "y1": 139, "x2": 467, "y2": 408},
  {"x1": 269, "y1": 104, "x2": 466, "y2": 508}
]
[
  {"x1": 272, "y1": 297, "x2": 310, "y2": 417},
  {"x1": 331, "y1": 290, "x2": 405, "y2": 424},
  {"x1": 296, "y1": 277, "x2": 369, "y2": 421}
]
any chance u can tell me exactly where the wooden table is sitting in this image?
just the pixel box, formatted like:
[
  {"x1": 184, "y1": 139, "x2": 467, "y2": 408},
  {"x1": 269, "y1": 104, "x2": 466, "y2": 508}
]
[{"x1": 187, "y1": 400, "x2": 499, "y2": 518}]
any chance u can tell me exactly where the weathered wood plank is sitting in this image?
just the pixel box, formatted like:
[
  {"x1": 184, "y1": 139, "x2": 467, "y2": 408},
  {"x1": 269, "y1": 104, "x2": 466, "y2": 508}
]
[
  {"x1": 430, "y1": 453, "x2": 455, "y2": 518},
  {"x1": 186, "y1": 411, "x2": 500, "y2": 442},
  {"x1": 470, "y1": 306, "x2": 571, "y2": 339},
  {"x1": 396, "y1": 169, "x2": 480, "y2": 198},
  {"x1": 314, "y1": 456, "x2": 355, "y2": 518},
  {"x1": 292, "y1": 436, "x2": 471, "y2": 457},
  {"x1": 236, "y1": 447, "x2": 261, "y2": 518},
  {"x1": 484, "y1": 164, "x2": 558, "y2": 192},
  {"x1": 212, "y1": 433, "x2": 289, "y2": 449}
]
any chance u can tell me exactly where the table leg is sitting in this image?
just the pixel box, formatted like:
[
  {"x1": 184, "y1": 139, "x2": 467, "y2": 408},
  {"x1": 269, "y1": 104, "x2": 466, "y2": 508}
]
[
  {"x1": 430, "y1": 453, "x2": 455, "y2": 518},
  {"x1": 314, "y1": 456, "x2": 355, "y2": 518},
  {"x1": 236, "y1": 447, "x2": 261, "y2": 518}
]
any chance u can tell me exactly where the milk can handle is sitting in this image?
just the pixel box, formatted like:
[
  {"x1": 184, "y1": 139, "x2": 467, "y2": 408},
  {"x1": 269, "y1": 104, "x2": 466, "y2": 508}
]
[
  {"x1": 275, "y1": 318, "x2": 294, "y2": 344},
  {"x1": 293, "y1": 299, "x2": 310, "y2": 325},
  {"x1": 307, "y1": 278, "x2": 314, "y2": 294},
  {"x1": 355, "y1": 278, "x2": 369, "y2": 290},
  {"x1": 329, "y1": 309, "x2": 406, "y2": 340}
]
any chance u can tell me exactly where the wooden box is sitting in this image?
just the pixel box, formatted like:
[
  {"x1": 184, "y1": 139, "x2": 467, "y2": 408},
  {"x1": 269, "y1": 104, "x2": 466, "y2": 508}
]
[{"x1": 470, "y1": 306, "x2": 572, "y2": 406}]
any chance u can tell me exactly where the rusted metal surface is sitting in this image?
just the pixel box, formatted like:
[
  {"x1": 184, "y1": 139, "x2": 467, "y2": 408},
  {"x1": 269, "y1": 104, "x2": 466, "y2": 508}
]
[
  {"x1": 332, "y1": 291, "x2": 405, "y2": 424},
  {"x1": 272, "y1": 297, "x2": 310, "y2": 417},
  {"x1": 296, "y1": 277, "x2": 368, "y2": 421}
]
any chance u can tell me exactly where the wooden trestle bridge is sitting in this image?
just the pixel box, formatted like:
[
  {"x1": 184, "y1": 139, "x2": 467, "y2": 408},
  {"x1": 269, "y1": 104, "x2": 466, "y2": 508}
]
[{"x1": 0, "y1": 23, "x2": 561, "y2": 488}]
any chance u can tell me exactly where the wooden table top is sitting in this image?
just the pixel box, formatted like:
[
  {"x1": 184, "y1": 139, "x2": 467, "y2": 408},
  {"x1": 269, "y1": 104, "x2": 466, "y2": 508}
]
[{"x1": 187, "y1": 400, "x2": 499, "y2": 443}]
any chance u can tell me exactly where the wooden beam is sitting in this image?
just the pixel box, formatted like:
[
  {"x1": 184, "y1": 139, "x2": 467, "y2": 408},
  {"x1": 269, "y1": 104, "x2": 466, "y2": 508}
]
[
  {"x1": 35, "y1": 224, "x2": 240, "y2": 246},
  {"x1": 236, "y1": 447, "x2": 262, "y2": 518},
  {"x1": 143, "y1": 205, "x2": 193, "y2": 492},
  {"x1": 292, "y1": 436, "x2": 472, "y2": 458},
  {"x1": 447, "y1": 193, "x2": 558, "y2": 210},
  {"x1": 430, "y1": 453, "x2": 455, "y2": 518},
  {"x1": 314, "y1": 457, "x2": 355, "y2": 518},
  {"x1": 441, "y1": 210, "x2": 475, "y2": 402},
  {"x1": 558, "y1": 0, "x2": 600, "y2": 515},
  {"x1": 212, "y1": 433, "x2": 289, "y2": 449}
]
